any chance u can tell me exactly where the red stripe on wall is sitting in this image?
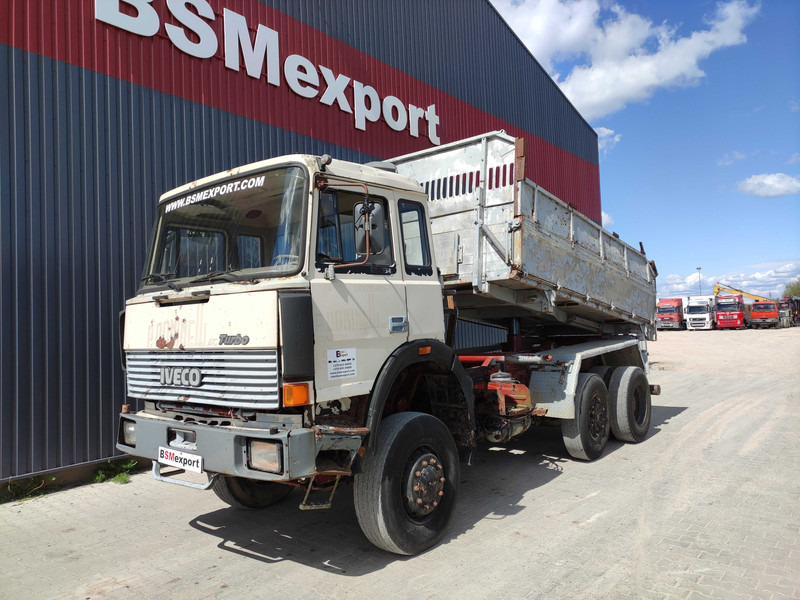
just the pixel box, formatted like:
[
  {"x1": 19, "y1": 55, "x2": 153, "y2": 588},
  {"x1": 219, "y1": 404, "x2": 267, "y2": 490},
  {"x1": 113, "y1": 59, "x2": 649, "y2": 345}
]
[{"x1": 1, "y1": 0, "x2": 600, "y2": 220}]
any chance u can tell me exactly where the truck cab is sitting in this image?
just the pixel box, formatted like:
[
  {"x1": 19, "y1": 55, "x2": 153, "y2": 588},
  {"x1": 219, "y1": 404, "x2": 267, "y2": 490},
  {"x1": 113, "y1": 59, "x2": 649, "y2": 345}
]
[
  {"x1": 715, "y1": 294, "x2": 747, "y2": 329},
  {"x1": 685, "y1": 296, "x2": 716, "y2": 330},
  {"x1": 749, "y1": 301, "x2": 779, "y2": 329},
  {"x1": 656, "y1": 298, "x2": 685, "y2": 330}
]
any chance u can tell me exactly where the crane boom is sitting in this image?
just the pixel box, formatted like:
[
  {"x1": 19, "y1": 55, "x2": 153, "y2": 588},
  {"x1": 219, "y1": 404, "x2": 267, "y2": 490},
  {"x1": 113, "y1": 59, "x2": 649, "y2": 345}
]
[{"x1": 712, "y1": 282, "x2": 770, "y2": 302}]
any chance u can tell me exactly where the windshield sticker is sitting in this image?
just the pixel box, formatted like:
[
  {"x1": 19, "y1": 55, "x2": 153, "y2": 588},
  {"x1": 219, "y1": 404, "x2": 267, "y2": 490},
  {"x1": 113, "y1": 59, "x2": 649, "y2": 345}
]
[
  {"x1": 327, "y1": 348, "x2": 357, "y2": 380},
  {"x1": 164, "y1": 175, "x2": 266, "y2": 213}
]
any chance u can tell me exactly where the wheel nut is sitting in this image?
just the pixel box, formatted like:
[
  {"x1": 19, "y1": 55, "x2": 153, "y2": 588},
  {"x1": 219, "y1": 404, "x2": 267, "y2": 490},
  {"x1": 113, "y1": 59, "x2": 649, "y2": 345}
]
[
  {"x1": 415, "y1": 471, "x2": 421, "y2": 477},
  {"x1": 433, "y1": 501, "x2": 438, "y2": 507},
  {"x1": 440, "y1": 477, "x2": 445, "y2": 483},
  {"x1": 422, "y1": 461, "x2": 428, "y2": 467},
  {"x1": 430, "y1": 458, "x2": 437, "y2": 464},
  {"x1": 438, "y1": 490, "x2": 444, "y2": 496},
  {"x1": 413, "y1": 485, "x2": 420, "y2": 492},
  {"x1": 417, "y1": 498, "x2": 423, "y2": 505}
]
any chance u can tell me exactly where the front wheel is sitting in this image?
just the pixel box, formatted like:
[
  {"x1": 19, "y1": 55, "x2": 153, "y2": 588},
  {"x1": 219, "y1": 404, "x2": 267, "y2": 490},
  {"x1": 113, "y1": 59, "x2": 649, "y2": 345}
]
[
  {"x1": 354, "y1": 412, "x2": 460, "y2": 555},
  {"x1": 561, "y1": 374, "x2": 610, "y2": 461},
  {"x1": 213, "y1": 476, "x2": 293, "y2": 509}
]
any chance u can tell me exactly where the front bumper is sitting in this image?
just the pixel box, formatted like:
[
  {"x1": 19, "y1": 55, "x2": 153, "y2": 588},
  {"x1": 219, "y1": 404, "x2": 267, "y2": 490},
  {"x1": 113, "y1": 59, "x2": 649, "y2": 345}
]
[
  {"x1": 117, "y1": 411, "x2": 361, "y2": 482},
  {"x1": 656, "y1": 321, "x2": 683, "y2": 330}
]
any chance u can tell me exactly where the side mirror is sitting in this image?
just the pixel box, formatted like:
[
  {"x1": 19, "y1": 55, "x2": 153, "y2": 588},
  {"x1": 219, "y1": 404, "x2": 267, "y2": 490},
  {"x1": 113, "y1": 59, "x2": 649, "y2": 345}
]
[{"x1": 354, "y1": 201, "x2": 385, "y2": 256}]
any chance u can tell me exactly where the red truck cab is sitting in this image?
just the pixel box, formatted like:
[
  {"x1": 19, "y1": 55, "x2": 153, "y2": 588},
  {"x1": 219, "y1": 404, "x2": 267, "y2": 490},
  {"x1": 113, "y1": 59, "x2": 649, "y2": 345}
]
[
  {"x1": 656, "y1": 298, "x2": 685, "y2": 330},
  {"x1": 715, "y1": 294, "x2": 747, "y2": 329},
  {"x1": 750, "y1": 301, "x2": 779, "y2": 329}
]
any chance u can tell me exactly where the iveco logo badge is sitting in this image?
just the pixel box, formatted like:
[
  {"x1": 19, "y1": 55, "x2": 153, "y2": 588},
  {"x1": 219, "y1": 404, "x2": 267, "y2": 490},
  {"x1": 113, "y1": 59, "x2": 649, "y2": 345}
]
[{"x1": 160, "y1": 367, "x2": 203, "y2": 388}]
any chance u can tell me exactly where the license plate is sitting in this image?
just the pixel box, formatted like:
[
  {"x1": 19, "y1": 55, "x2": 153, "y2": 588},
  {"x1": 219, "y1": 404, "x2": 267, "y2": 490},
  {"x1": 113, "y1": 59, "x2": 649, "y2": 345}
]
[{"x1": 158, "y1": 446, "x2": 203, "y2": 473}]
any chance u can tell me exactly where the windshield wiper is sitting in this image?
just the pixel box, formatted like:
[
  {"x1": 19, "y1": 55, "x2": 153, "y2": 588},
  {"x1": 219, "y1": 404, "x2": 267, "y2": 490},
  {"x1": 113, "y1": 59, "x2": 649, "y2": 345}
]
[
  {"x1": 141, "y1": 272, "x2": 183, "y2": 292},
  {"x1": 188, "y1": 269, "x2": 242, "y2": 284}
]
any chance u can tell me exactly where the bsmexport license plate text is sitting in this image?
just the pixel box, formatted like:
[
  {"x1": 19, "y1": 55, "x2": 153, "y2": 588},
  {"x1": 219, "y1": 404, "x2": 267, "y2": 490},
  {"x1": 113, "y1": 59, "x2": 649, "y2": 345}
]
[{"x1": 158, "y1": 446, "x2": 203, "y2": 473}]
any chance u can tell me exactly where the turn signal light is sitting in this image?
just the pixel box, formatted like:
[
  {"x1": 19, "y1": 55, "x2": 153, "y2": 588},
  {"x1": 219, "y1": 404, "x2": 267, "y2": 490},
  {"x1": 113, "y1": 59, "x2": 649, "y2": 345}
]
[{"x1": 282, "y1": 383, "x2": 310, "y2": 407}]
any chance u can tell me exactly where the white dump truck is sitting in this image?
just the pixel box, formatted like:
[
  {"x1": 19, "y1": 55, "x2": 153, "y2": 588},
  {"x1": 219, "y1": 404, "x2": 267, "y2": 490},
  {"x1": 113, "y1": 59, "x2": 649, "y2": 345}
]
[{"x1": 117, "y1": 131, "x2": 658, "y2": 555}]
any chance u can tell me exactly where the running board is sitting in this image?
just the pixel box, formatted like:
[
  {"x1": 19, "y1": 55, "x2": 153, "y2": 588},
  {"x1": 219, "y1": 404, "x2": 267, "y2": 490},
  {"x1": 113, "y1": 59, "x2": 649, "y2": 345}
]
[
  {"x1": 151, "y1": 462, "x2": 219, "y2": 490},
  {"x1": 299, "y1": 475, "x2": 341, "y2": 510}
]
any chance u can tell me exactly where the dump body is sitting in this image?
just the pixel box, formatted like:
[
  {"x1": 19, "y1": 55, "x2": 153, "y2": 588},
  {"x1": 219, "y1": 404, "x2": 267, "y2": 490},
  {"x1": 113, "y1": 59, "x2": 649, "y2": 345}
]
[{"x1": 392, "y1": 132, "x2": 657, "y2": 341}]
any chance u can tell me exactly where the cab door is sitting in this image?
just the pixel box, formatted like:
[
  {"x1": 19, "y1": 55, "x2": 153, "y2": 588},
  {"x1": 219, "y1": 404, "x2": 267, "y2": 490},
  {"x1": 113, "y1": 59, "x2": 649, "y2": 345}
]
[{"x1": 309, "y1": 187, "x2": 408, "y2": 404}]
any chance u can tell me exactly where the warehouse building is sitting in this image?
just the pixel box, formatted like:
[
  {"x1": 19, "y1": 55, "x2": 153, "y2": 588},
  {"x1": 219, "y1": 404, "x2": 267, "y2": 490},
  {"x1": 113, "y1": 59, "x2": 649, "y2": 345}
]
[{"x1": 0, "y1": 0, "x2": 600, "y2": 481}]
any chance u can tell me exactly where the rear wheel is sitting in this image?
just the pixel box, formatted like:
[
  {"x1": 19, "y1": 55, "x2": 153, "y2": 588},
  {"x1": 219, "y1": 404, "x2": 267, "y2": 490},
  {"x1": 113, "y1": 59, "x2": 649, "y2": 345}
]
[
  {"x1": 213, "y1": 476, "x2": 293, "y2": 509},
  {"x1": 354, "y1": 412, "x2": 459, "y2": 555},
  {"x1": 589, "y1": 365, "x2": 614, "y2": 387},
  {"x1": 608, "y1": 366, "x2": 651, "y2": 443},
  {"x1": 561, "y1": 374, "x2": 610, "y2": 461}
]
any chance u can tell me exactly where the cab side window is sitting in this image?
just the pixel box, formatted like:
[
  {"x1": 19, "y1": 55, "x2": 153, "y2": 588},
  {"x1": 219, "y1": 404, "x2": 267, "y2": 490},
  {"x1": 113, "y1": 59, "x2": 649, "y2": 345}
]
[
  {"x1": 399, "y1": 200, "x2": 432, "y2": 276},
  {"x1": 315, "y1": 189, "x2": 394, "y2": 274}
]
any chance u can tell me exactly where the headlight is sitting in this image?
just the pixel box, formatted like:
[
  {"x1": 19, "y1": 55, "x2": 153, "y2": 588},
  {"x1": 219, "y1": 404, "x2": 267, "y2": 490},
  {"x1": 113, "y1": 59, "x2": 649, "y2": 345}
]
[
  {"x1": 121, "y1": 419, "x2": 137, "y2": 446},
  {"x1": 248, "y1": 440, "x2": 283, "y2": 473}
]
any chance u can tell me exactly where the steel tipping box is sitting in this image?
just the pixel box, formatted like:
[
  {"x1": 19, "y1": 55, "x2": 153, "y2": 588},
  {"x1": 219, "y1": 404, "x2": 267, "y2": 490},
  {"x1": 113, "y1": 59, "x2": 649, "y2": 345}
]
[{"x1": 391, "y1": 132, "x2": 657, "y2": 338}]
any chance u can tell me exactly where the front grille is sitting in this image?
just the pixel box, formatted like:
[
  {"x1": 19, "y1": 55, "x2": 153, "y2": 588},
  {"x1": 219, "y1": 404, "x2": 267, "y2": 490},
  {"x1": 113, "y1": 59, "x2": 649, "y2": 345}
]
[{"x1": 126, "y1": 350, "x2": 279, "y2": 409}]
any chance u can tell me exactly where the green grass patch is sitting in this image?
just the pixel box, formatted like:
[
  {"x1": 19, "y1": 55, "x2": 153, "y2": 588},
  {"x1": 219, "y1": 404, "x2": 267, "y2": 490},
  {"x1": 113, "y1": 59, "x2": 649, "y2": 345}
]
[{"x1": 94, "y1": 459, "x2": 138, "y2": 484}]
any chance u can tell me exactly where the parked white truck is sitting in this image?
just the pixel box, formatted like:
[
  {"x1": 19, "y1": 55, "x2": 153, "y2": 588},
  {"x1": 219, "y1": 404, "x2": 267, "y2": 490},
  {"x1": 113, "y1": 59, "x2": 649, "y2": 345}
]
[
  {"x1": 685, "y1": 295, "x2": 716, "y2": 330},
  {"x1": 117, "y1": 132, "x2": 658, "y2": 555}
]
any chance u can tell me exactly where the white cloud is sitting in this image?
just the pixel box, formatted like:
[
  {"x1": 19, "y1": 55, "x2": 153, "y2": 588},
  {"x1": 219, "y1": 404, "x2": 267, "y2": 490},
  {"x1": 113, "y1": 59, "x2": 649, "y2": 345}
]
[
  {"x1": 601, "y1": 210, "x2": 615, "y2": 228},
  {"x1": 491, "y1": 0, "x2": 759, "y2": 121},
  {"x1": 791, "y1": 99, "x2": 800, "y2": 112},
  {"x1": 737, "y1": 173, "x2": 800, "y2": 197},
  {"x1": 787, "y1": 153, "x2": 800, "y2": 165},
  {"x1": 658, "y1": 262, "x2": 800, "y2": 299},
  {"x1": 596, "y1": 127, "x2": 621, "y2": 153},
  {"x1": 717, "y1": 151, "x2": 746, "y2": 166}
]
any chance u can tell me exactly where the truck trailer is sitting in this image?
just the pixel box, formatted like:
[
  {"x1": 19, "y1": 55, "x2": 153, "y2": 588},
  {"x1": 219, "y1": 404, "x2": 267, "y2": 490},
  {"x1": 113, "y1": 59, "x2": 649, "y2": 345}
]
[{"x1": 116, "y1": 132, "x2": 658, "y2": 555}]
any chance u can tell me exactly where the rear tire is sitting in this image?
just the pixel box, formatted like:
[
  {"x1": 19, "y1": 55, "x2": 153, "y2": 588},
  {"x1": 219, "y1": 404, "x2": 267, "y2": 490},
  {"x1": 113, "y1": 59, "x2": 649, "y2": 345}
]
[
  {"x1": 561, "y1": 374, "x2": 610, "y2": 461},
  {"x1": 589, "y1": 365, "x2": 614, "y2": 388},
  {"x1": 608, "y1": 366, "x2": 651, "y2": 443},
  {"x1": 213, "y1": 476, "x2": 293, "y2": 509},
  {"x1": 354, "y1": 412, "x2": 459, "y2": 555}
]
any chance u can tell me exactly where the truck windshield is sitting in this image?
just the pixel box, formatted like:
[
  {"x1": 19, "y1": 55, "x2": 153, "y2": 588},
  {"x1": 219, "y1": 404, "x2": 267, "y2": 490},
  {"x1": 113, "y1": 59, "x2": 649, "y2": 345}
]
[
  {"x1": 686, "y1": 305, "x2": 709, "y2": 314},
  {"x1": 752, "y1": 303, "x2": 776, "y2": 311},
  {"x1": 717, "y1": 302, "x2": 741, "y2": 312},
  {"x1": 657, "y1": 307, "x2": 678, "y2": 314},
  {"x1": 142, "y1": 167, "x2": 307, "y2": 288}
]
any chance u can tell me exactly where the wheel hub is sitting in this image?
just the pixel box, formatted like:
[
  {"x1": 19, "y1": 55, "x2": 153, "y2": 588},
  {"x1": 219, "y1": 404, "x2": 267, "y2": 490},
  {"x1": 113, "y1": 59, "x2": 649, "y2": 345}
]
[
  {"x1": 587, "y1": 393, "x2": 608, "y2": 440},
  {"x1": 404, "y1": 452, "x2": 445, "y2": 517}
]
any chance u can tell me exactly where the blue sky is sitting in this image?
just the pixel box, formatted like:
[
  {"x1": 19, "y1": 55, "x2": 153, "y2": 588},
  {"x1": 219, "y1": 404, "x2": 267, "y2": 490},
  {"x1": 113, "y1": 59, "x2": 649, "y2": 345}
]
[{"x1": 490, "y1": 0, "x2": 799, "y2": 299}]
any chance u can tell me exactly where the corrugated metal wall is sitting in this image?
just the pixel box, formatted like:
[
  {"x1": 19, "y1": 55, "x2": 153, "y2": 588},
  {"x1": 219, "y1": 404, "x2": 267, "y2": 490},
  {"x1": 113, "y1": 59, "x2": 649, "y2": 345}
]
[{"x1": 1, "y1": 0, "x2": 600, "y2": 481}]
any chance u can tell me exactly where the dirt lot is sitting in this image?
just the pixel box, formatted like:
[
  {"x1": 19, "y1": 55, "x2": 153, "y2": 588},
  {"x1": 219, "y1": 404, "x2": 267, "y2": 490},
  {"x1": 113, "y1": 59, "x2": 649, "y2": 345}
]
[{"x1": 1, "y1": 328, "x2": 798, "y2": 599}]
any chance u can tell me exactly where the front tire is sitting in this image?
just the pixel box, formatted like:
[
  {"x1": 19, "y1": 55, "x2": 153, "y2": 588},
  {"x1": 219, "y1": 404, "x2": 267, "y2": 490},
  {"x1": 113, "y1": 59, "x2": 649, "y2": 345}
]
[
  {"x1": 354, "y1": 412, "x2": 459, "y2": 555},
  {"x1": 608, "y1": 366, "x2": 651, "y2": 443},
  {"x1": 213, "y1": 476, "x2": 293, "y2": 509},
  {"x1": 561, "y1": 374, "x2": 610, "y2": 461}
]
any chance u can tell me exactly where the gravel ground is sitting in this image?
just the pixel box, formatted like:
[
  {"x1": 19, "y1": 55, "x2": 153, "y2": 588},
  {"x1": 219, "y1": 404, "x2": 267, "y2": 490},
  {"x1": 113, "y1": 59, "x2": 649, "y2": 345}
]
[{"x1": 1, "y1": 327, "x2": 798, "y2": 599}]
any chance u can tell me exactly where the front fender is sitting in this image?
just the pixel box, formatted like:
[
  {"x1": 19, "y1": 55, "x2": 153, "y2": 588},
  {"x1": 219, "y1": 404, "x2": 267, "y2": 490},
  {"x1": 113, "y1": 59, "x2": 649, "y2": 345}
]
[{"x1": 364, "y1": 339, "x2": 475, "y2": 452}]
